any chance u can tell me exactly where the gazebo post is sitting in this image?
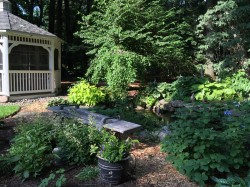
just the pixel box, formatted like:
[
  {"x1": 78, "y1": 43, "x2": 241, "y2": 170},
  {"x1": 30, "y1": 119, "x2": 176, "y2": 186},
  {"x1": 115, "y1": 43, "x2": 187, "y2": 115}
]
[
  {"x1": 50, "y1": 40, "x2": 55, "y2": 93},
  {"x1": 2, "y1": 34, "x2": 9, "y2": 96}
]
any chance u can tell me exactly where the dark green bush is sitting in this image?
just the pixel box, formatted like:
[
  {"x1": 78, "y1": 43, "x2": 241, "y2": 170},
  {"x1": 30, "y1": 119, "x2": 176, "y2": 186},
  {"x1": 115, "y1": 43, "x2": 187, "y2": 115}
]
[
  {"x1": 229, "y1": 70, "x2": 250, "y2": 99},
  {"x1": 3, "y1": 117, "x2": 99, "y2": 179},
  {"x1": 8, "y1": 118, "x2": 54, "y2": 179},
  {"x1": 54, "y1": 119, "x2": 94, "y2": 165},
  {"x1": 139, "y1": 76, "x2": 207, "y2": 105},
  {"x1": 161, "y1": 101, "x2": 250, "y2": 186}
]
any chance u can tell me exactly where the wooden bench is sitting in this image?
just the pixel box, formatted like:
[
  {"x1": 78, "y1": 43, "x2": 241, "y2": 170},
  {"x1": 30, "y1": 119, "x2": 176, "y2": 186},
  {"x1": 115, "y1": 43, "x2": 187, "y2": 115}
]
[{"x1": 47, "y1": 106, "x2": 141, "y2": 135}]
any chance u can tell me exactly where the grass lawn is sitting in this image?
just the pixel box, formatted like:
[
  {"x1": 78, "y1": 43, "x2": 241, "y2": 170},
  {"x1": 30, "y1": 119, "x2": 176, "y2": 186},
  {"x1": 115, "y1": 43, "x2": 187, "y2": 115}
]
[{"x1": 0, "y1": 105, "x2": 20, "y2": 119}]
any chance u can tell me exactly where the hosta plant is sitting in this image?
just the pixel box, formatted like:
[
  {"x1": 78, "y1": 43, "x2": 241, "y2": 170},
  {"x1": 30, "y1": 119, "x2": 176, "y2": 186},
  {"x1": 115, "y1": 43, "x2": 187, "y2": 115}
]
[{"x1": 68, "y1": 79, "x2": 105, "y2": 106}]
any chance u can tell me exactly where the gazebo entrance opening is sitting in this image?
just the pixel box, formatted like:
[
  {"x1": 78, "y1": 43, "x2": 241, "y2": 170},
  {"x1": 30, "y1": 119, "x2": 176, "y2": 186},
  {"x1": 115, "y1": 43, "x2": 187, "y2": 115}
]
[{"x1": 8, "y1": 45, "x2": 51, "y2": 94}]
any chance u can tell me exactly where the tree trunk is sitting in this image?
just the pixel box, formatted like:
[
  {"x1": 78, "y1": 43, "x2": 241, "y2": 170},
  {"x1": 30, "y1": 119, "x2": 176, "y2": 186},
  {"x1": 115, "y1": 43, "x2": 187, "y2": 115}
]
[
  {"x1": 49, "y1": 0, "x2": 56, "y2": 33},
  {"x1": 204, "y1": 0, "x2": 218, "y2": 80},
  {"x1": 64, "y1": 0, "x2": 71, "y2": 44},
  {"x1": 56, "y1": 0, "x2": 63, "y2": 38},
  {"x1": 64, "y1": 0, "x2": 73, "y2": 71},
  {"x1": 28, "y1": 0, "x2": 35, "y2": 23}
]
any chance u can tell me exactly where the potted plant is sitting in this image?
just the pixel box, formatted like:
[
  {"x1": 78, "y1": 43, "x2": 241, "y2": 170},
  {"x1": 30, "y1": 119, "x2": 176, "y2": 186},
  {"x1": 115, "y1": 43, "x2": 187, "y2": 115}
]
[{"x1": 90, "y1": 129, "x2": 138, "y2": 185}]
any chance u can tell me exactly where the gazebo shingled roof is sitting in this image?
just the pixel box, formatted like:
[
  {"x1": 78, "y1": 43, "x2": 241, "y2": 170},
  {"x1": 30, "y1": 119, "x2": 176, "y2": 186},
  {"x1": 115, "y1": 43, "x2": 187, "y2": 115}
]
[{"x1": 0, "y1": 11, "x2": 56, "y2": 37}]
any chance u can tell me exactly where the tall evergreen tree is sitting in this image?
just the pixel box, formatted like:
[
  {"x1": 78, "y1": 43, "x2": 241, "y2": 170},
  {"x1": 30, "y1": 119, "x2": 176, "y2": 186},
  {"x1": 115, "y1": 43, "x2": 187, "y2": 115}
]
[{"x1": 77, "y1": 0, "x2": 197, "y2": 96}]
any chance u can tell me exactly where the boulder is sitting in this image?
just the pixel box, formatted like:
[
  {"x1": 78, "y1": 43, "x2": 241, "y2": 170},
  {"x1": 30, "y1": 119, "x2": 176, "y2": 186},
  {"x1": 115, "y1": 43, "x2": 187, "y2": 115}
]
[
  {"x1": 170, "y1": 100, "x2": 184, "y2": 108},
  {"x1": 154, "y1": 99, "x2": 185, "y2": 113}
]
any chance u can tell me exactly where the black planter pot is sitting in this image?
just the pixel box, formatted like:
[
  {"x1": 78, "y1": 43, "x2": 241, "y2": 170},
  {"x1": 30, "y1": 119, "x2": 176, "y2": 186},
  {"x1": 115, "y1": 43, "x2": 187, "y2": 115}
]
[{"x1": 98, "y1": 156, "x2": 129, "y2": 185}]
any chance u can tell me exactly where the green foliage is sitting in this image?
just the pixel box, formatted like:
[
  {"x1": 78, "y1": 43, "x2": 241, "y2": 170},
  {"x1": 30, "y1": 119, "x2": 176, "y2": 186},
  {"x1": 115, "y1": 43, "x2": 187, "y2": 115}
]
[
  {"x1": 77, "y1": 0, "x2": 197, "y2": 95},
  {"x1": 8, "y1": 118, "x2": 54, "y2": 179},
  {"x1": 75, "y1": 166, "x2": 99, "y2": 181},
  {"x1": 0, "y1": 105, "x2": 20, "y2": 119},
  {"x1": 68, "y1": 79, "x2": 105, "y2": 106},
  {"x1": 144, "y1": 96, "x2": 157, "y2": 108},
  {"x1": 192, "y1": 70, "x2": 250, "y2": 101},
  {"x1": 4, "y1": 117, "x2": 100, "y2": 180},
  {"x1": 47, "y1": 98, "x2": 69, "y2": 107},
  {"x1": 54, "y1": 119, "x2": 93, "y2": 165},
  {"x1": 90, "y1": 129, "x2": 138, "y2": 163},
  {"x1": 229, "y1": 70, "x2": 250, "y2": 99},
  {"x1": 212, "y1": 172, "x2": 250, "y2": 187},
  {"x1": 161, "y1": 102, "x2": 250, "y2": 186},
  {"x1": 140, "y1": 70, "x2": 249, "y2": 104},
  {"x1": 192, "y1": 80, "x2": 236, "y2": 101},
  {"x1": 0, "y1": 154, "x2": 17, "y2": 176},
  {"x1": 139, "y1": 76, "x2": 206, "y2": 104},
  {"x1": 39, "y1": 169, "x2": 66, "y2": 187},
  {"x1": 196, "y1": 0, "x2": 250, "y2": 76}
]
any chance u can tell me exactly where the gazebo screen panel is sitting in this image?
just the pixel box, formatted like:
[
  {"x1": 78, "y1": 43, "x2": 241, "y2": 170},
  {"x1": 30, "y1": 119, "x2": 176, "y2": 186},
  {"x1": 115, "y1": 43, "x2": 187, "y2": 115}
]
[
  {"x1": 0, "y1": 47, "x2": 2, "y2": 70},
  {"x1": 9, "y1": 45, "x2": 49, "y2": 70}
]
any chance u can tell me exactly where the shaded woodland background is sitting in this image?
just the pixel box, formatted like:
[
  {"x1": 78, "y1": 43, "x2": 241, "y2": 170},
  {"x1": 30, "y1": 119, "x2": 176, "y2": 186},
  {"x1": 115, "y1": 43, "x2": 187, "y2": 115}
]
[{"x1": 8, "y1": 0, "x2": 250, "y2": 83}]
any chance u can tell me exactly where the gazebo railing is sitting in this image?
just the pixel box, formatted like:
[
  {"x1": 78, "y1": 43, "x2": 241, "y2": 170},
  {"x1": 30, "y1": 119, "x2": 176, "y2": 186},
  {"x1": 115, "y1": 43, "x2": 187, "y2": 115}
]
[{"x1": 9, "y1": 70, "x2": 52, "y2": 94}]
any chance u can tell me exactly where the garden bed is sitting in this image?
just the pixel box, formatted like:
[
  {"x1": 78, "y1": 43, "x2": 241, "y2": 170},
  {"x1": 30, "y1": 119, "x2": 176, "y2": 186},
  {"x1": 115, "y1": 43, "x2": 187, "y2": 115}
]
[{"x1": 0, "y1": 98, "x2": 197, "y2": 187}]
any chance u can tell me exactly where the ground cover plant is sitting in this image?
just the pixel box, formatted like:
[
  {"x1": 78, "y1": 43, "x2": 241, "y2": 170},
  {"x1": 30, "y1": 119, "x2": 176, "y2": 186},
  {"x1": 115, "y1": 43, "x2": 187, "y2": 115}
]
[
  {"x1": 0, "y1": 105, "x2": 20, "y2": 119},
  {"x1": 139, "y1": 70, "x2": 249, "y2": 110},
  {"x1": 161, "y1": 101, "x2": 250, "y2": 186},
  {"x1": 75, "y1": 166, "x2": 99, "y2": 182}
]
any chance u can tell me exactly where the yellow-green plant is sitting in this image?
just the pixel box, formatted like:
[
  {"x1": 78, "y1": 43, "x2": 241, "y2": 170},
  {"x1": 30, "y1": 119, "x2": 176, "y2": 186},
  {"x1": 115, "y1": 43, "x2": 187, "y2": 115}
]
[{"x1": 68, "y1": 79, "x2": 105, "y2": 106}]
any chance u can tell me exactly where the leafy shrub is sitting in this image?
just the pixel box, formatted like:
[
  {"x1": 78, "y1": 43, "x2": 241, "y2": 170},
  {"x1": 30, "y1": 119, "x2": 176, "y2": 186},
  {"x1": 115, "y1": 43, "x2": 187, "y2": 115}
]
[
  {"x1": 68, "y1": 79, "x2": 105, "y2": 106},
  {"x1": 161, "y1": 102, "x2": 250, "y2": 186},
  {"x1": 192, "y1": 80, "x2": 236, "y2": 101},
  {"x1": 8, "y1": 118, "x2": 54, "y2": 179},
  {"x1": 139, "y1": 76, "x2": 205, "y2": 105},
  {"x1": 229, "y1": 70, "x2": 250, "y2": 99},
  {"x1": 141, "y1": 71, "x2": 249, "y2": 105},
  {"x1": 90, "y1": 129, "x2": 138, "y2": 163},
  {"x1": 54, "y1": 119, "x2": 94, "y2": 165},
  {"x1": 47, "y1": 98, "x2": 69, "y2": 107},
  {"x1": 4, "y1": 117, "x2": 100, "y2": 180}
]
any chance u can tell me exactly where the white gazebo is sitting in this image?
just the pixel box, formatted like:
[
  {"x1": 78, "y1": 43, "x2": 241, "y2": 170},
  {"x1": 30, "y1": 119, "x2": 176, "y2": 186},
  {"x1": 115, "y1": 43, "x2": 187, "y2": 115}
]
[{"x1": 0, "y1": 0, "x2": 62, "y2": 102}]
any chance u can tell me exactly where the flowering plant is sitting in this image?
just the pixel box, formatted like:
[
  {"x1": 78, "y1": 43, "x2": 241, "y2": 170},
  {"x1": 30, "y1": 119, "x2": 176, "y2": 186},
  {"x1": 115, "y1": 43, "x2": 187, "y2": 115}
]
[{"x1": 90, "y1": 129, "x2": 138, "y2": 163}]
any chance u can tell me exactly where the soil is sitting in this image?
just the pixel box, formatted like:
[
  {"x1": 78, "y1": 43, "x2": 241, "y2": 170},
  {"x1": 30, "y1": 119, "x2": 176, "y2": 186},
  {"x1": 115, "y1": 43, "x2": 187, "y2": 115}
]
[{"x1": 0, "y1": 99, "x2": 198, "y2": 187}]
